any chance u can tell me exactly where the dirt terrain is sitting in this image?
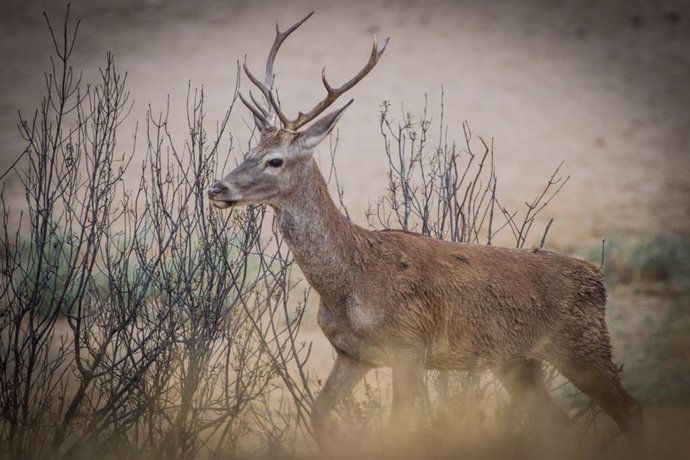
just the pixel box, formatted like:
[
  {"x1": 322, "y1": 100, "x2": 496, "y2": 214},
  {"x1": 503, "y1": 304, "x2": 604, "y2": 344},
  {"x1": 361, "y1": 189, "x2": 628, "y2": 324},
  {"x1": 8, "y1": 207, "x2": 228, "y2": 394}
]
[{"x1": 1, "y1": 0, "x2": 689, "y2": 458}]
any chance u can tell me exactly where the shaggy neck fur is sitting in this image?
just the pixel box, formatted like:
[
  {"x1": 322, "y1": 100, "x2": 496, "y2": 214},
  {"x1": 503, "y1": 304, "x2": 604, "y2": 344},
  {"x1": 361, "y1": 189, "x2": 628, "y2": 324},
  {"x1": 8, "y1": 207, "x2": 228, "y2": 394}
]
[{"x1": 273, "y1": 160, "x2": 365, "y2": 304}]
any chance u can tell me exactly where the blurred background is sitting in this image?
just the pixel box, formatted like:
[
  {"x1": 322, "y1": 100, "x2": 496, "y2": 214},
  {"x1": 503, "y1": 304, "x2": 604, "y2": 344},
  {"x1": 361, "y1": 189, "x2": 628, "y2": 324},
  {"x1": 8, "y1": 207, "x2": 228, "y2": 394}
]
[{"x1": 1, "y1": 0, "x2": 689, "y2": 454}]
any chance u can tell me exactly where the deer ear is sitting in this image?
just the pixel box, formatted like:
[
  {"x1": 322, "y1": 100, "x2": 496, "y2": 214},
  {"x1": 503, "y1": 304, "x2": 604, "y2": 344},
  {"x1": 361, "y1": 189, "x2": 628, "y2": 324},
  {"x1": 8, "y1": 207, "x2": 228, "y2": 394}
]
[{"x1": 297, "y1": 99, "x2": 354, "y2": 149}]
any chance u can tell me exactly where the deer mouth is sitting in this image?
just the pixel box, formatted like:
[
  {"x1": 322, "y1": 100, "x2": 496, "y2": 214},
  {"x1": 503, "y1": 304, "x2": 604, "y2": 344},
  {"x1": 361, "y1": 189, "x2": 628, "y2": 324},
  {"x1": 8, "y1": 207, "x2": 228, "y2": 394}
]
[
  {"x1": 208, "y1": 187, "x2": 239, "y2": 209},
  {"x1": 211, "y1": 199, "x2": 236, "y2": 209}
]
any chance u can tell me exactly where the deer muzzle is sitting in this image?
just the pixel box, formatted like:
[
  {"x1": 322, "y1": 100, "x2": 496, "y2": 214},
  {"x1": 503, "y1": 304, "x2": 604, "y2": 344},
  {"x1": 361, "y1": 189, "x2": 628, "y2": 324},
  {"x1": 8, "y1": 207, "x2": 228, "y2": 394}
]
[{"x1": 207, "y1": 182, "x2": 238, "y2": 209}]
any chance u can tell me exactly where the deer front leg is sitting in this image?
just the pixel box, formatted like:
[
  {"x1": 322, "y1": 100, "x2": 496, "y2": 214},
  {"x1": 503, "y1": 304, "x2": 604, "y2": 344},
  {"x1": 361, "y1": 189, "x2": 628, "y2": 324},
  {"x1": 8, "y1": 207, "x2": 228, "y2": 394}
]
[
  {"x1": 391, "y1": 363, "x2": 424, "y2": 430},
  {"x1": 312, "y1": 352, "x2": 370, "y2": 447}
]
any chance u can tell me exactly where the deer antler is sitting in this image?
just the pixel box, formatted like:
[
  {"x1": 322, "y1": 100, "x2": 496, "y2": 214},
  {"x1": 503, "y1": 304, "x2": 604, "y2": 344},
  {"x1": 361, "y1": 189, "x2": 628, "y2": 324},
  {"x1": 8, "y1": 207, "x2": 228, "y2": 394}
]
[
  {"x1": 240, "y1": 12, "x2": 313, "y2": 129},
  {"x1": 240, "y1": 13, "x2": 389, "y2": 132},
  {"x1": 283, "y1": 36, "x2": 389, "y2": 131}
]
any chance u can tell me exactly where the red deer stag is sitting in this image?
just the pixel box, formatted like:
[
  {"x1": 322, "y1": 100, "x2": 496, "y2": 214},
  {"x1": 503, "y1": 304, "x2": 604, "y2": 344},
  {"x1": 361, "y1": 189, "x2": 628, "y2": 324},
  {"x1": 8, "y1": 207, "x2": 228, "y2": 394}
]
[{"x1": 208, "y1": 13, "x2": 643, "y2": 446}]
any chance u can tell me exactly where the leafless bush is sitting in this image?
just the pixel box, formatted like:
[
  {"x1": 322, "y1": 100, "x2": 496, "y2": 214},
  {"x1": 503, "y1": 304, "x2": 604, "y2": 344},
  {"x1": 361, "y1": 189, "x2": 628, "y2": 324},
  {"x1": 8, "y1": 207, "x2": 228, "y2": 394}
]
[
  {"x1": 369, "y1": 93, "x2": 568, "y2": 247},
  {"x1": 0, "y1": 9, "x2": 313, "y2": 460}
]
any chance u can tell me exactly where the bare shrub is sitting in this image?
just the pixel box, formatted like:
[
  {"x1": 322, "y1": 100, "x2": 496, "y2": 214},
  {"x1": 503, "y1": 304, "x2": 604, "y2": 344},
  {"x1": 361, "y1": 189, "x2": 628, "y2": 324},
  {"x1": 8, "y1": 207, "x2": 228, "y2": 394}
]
[{"x1": 0, "y1": 9, "x2": 313, "y2": 460}]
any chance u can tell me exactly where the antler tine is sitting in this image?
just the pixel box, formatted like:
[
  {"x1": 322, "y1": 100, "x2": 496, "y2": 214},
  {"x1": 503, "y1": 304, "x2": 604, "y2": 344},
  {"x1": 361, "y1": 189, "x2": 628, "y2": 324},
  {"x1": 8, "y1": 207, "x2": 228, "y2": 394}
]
[
  {"x1": 242, "y1": 62, "x2": 272, "y2": 104},
  {"x1": 242, "y1": 12, "x2": 314, "y2": 129},
  {"x1": 238, "y1": 91, "x2": 270, "y2": 128},
  {"x1": 286, "y1": 36, "x2": 390, "y2": 131},
  {"x1": 264, "y1": 12, "x2": 314, "y2": 89},
  {"x1": 249, "y1": 91, "x2": 270, "y2": 119}
]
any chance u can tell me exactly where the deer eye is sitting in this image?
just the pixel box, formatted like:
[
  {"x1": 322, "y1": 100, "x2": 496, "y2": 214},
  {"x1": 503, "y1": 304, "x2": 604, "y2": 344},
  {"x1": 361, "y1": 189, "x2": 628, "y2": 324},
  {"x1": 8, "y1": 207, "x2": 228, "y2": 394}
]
[{"x1": 267, "y1": 158, "x2": 284, "y2": 168}]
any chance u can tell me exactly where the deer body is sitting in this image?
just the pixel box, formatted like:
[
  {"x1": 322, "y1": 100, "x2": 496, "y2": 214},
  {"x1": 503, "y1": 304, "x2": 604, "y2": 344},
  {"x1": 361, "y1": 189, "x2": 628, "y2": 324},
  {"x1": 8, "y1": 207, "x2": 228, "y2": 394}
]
[
  {"x1": 208, "y1": 13, "x2": 642, "y2": 447},
  {"x1": 277, "y1": 161, "x2": 608, "y2": 373}
]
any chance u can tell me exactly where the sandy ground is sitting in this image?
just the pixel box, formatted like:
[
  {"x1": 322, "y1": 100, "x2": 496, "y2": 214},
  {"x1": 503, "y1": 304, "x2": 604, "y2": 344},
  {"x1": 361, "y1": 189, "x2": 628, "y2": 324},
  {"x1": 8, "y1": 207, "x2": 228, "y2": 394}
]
[
  {"x1": 1, "y1": 0, "x2": 689, "y2": 457},
  {"x1": 2, "y1": 0, "x2": 689, "y2": 246}
]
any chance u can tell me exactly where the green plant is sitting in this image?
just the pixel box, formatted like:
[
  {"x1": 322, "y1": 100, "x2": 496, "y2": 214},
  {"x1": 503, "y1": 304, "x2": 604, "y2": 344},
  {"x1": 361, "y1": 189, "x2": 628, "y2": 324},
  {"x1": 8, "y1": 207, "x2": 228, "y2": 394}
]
[
  {"x1": 595, "y1": 233, "x2": 690, "y2": 286},
  {"x1": 631, "y1": 233, "x2": 690, "y2": 284}
]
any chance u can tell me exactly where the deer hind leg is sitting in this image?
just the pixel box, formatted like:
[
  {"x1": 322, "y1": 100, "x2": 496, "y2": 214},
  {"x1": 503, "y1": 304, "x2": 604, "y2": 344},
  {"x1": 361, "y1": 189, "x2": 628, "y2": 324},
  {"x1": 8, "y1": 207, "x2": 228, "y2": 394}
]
[
  {"x1": 312, "y1": 352, "x2": 371, "y2": 447},
  {"x1": 551, "y1": 332, "x2": 643, "y2": 444},
  {"x1": 495, "y1": 359, "x2": 569, "y2": 429}
]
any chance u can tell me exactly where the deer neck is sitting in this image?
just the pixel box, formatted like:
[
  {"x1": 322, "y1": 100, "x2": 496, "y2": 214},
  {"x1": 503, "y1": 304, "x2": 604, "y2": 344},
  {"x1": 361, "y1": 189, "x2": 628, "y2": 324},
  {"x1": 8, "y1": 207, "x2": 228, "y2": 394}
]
[{"x1": 273, "y1": 160, "x2": 362, "y2": 302}]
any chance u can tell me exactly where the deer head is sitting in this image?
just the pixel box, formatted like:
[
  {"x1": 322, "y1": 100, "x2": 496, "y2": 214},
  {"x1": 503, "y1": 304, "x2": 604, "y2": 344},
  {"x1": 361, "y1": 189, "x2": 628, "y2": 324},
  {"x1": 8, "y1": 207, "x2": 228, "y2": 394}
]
[{"x1": 208, "y1": 13, "x2": 388, "y2": 209}]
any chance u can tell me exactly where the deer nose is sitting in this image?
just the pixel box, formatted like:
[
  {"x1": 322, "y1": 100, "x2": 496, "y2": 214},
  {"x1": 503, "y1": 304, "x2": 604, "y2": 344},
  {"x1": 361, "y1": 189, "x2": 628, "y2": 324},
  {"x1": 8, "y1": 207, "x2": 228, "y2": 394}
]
[{"x1": 208, "y1": 182, "x2": 227, "y2": 197}]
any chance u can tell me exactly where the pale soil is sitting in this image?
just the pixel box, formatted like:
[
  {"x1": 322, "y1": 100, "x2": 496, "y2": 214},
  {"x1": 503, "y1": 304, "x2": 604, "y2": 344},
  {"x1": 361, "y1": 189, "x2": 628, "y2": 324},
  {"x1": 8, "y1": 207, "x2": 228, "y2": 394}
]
[{"x1": 1, "y1": 0, "x2": 689, "y2": 457}]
